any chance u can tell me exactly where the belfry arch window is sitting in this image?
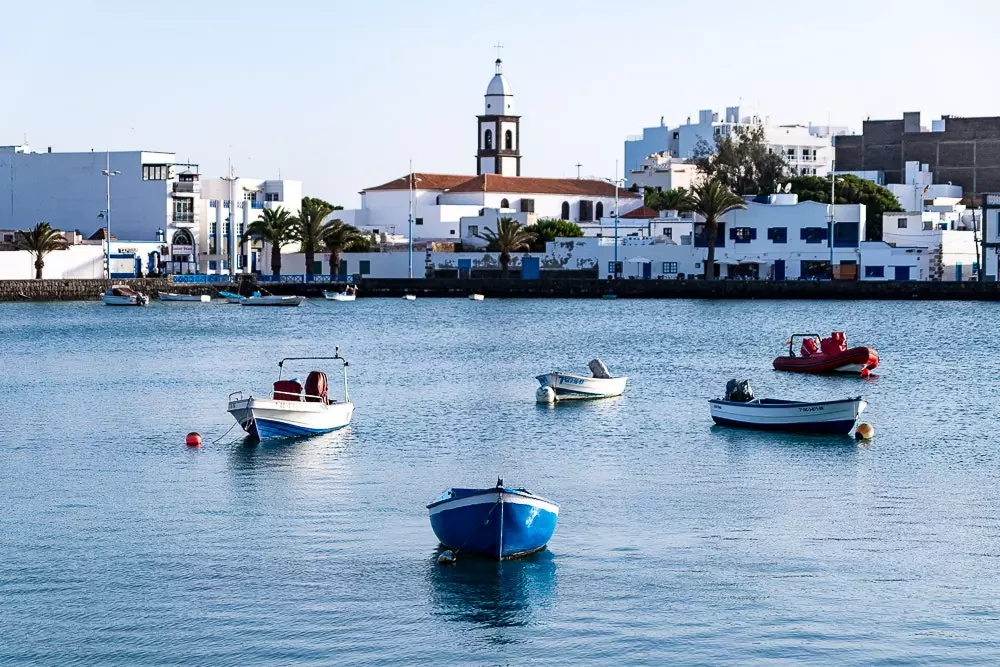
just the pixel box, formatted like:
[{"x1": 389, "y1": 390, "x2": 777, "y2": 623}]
[
  {"x1": 561, "y1": 201, "x2": 570, "y2": 220},
  {"x1": 172, "y1": 229, "x2": 193, "y2": 246},
  {"x1": 596, "y1": 202, "x2": 604, "y2": 220},
  {"x1": 500, "y1": 198, "x2": 509, "y2": 209},
  {"x1": 505, "y1": 130, "x2": 513, "y2": 150},
  {"x1": 484, "y1": 129, "x2": 493, "y2": 150}
]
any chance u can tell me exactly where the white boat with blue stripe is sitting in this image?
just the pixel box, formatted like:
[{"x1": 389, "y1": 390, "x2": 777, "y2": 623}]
[
  {"x1": 709, "y1": 380, "x2": 866, "y2": 435},
  {"x1": 536, "y1": 359, "x2": 627, "y2": 402},
  {"x1": 227, "y1": 351, "x2": 354, "y2": 440},
  {"x1": 427, "y1": 478, "x2": 559, "y2": 561}
]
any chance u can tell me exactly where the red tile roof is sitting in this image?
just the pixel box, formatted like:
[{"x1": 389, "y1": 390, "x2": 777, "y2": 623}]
[
  {"x1": 362, "y1": 172, "x2": 641, "y2": 198},
  {"x1": 620, "y1": 205, "x2": 660, "y2": 219}
]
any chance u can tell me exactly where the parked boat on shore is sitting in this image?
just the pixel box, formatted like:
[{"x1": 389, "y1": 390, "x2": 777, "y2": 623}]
[
  {"x1": 774, "y1": 332, "x2": 879, "y2": 376},
  {"x1": 102, "y1": 285, "x2": 148, "y2": 306},
  {"x1": 226, "y1": 351, "x2": 354, "y2": 440},
  {"x1": 536, "y1": 359, "x2": 627, "y2": 402},
  {"x1": 427, "y1": 477, "x2": 559, "y2": 561},
  {"x1": 159, "y1": 292, "x2": 211, "y2": 302},
  {"x1": 709, "y1": 379, "x2": 867, "y2": 434}
]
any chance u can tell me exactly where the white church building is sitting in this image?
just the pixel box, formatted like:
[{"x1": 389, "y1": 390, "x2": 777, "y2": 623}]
[{"x1": 334, "y1": 58, "x2": 643, "y2": 243}]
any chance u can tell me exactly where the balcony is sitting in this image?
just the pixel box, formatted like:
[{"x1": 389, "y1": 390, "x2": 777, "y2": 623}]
[{"x1": 172, "y1": 181, "x2": 201, "y2": 196}]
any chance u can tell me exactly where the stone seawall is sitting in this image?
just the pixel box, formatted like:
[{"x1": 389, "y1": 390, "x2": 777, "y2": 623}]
[{"x1": 0, "y1": 278, "x2": 217, "y2": 302}]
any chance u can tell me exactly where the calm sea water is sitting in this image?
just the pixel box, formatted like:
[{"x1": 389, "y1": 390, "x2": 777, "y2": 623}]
[{"x1": 2, "y1": 297, "x2": 1000, "y2": 666}]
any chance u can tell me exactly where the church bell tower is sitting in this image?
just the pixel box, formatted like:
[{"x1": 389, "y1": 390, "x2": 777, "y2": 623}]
[{"x1": 477, "y1": 58, "x2": 521, "y2": 176}]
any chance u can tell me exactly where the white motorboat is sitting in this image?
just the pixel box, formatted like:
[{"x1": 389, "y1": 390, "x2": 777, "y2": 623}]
[
  {"x1": 402, "y1": 294, "x2": 417, "y2": 301},
  {"x1": 536, "y1": 359, "x2": 628, "y2": 402},
  {"x1": 102, "y1": 285, "x2": 149, "y2": 306},
  {"x1": 323, "y1": 291, "x2": 356, "y2": 302},
  {"x1": 469, "y1": 294, "x2": 485, "y2": 301},
  {"x1": 708, "y1": 379, "x2": 867, "y2": 435},
  {"x1": 159, "y1": 292, "x2": 211, "y2": 302},
  {"x1": 240, "y1": 294, "x2": 305, "y2": 307},
  {"x1": 227, "y1": 350, "x2": 355, "y2": 440}
]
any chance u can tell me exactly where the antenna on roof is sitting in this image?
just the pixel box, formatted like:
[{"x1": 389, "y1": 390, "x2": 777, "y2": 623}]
[{"x1": 575, "y1": 162, "x2": 582, "y2": 180}]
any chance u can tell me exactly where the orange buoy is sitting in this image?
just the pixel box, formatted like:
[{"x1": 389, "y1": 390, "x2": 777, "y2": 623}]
[
  {"x1": 186, "y1": 432, "x2": 203, "y2": 448},
  {"x1": 855, "y1": 423, "x2": 874, "y2": 441}
]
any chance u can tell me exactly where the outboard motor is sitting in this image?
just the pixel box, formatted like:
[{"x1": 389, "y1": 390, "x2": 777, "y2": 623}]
[
  {"x1": 589, "y1": 359, "x2": 612, "y2": 379},
  {"x1": 725, "y1": 379, "x2": 755, "y2": 403}
]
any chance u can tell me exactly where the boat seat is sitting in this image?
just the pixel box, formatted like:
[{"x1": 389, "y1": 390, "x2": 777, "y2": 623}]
[
  {"x1": 273, "y1": 380, "x2": 302, "y2": 401},
  {"x1": 304, "y1": 371, "x2": 328, "y2": 404}
]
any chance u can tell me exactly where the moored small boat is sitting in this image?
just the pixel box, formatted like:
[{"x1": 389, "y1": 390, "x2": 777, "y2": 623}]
[
  {"x1": 219, "y1": 291, "x2": 243, "y2": 304},
  {"x1": 102, "y1": 285, "x2": 148, "y2": 306},
  {"x1": 402, "y1": 294, "x2": 417, "y2": 301},
  {"x1": 427, "y1": 478, "x2": 559, "y2": 561},
  {"x1": 159, "y1": 292, "x2": 211, "y2": 302},
  {"x1": 774, "y1": 332, "x2": 879, "y2": 376},
  {"x1": 469, "y1": 293, "x2": 485, "y2": 301},
  {"x1": 240, "y1": 294, "x2": 305, "y2": 307},
  {"x1": 227, "y1": 351, "x2": 354, "y2": 440},
  {"x1": 323, "y1": 291, "x2": 356, "y2": 302},
  {"x1": 709, "y1": 379, "x2": 867, "y2": 435},
  {"x1": 536, "y1": 359, "x2": 627, "y2": 402}
]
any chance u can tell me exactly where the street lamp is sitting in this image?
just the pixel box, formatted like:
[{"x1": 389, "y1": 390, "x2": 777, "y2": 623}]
[
  {"x1": 101, "y1": 151, "x2": 120, "y2": 280},
  {"x1": 828, "y1": 172, "x2": 842, "y2": 278},
  {"x1": 604, "y1": 171, "x2": 627, "y2": 279},
  {"x1": 407, "y1": 160, "x2": 421, "y2": 279}
]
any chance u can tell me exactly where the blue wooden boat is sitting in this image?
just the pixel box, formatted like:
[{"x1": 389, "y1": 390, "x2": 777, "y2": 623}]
[{"x1": 427, "y1": 478, "x2": 559, "y2": 561}]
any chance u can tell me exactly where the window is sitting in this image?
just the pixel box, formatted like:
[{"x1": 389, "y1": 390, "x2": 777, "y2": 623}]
[
  {"x1": 415, "y1": 217, "x2": 424, "y2": 225},
  {"x1": 865, "y1": 266, "x2": 885, "y2": 278},
  {"x1": 561, "y1": 201, "x2": 570, "y2": 220},
  {"x1": 694, "y1": 222, "x2": 726, "y2": 248},
  {"x1": 663, "y1": 227, "x2": 673, "y2": 239},
  {"x1": 209, "y1": 261, "x2": 218, "y2": 271},
  {"x1": 505, "y1": 130, "x2": 513, "y2": 150},
  {"x1": 359, "y1": 260, "x2": 371, "y2": 275},
  {"x1": 173, "y1": 198, "x2": 194, "y2": 222},
  {"x1": 171, "y1": 229, "x2": 193, "y2": 246},
  {"x1": 596, "y1": 202, "x2": 604, "y2": 219},
  {"x1": 500, "y1": 198, "x2": 509, "y2": 209},
  {"x1": 731, "y1": 227, "x2": 755, "y2": 243},
  {"x1": 251, "y1": 201, "x2": 264, "y2": 209},
  {"x1": 672, "y1": 131, "x2": 679, "y2": 140},
  {"x1": 786, "y1": 148, "x2": 795, "y2": 156},
  {"x1": 223, "y1": 199, "x2": 230, "y2": 208},
  {"x1": 923, "y1": 221, "x2": 933, "y2": 231},
  {"x1": 468, "y1": 225, "x2": 479, "y2": 237},
  {"x1": 662, "y1": 261, "x2": 678, "y2": 274},
  {"x1": 767, "y1": 227, "x2": 787, "y2": 243},
  {"x1": 579, "y1": 200, "x2": 594, "y2": 222},
  {"x1": 833, "y1": 222, "x2": 859, "y2": 247},
  {"x1": 897, "y1": 217, "x2": 908, "y2": 229},
  {"x1": 484, "y1": 129, "x2": 493, "y2": 149},
  {"x1": 520, "y1": 199, "x2": 535, "y2": 213},
  {"x1": 800, "y1": 227, "x2": 828, "y2": 243},
  {"x1": 244, "y1": 191, "x2": 257, "y2": 201},
  {"x1": 209, "y1": 200, "x2": 217, "y2": 208},
  {"x1": 142, "y1": 164, "x2": 167, "y2": 180},
  {"x1": 449, "y1": 229, "x2": 455, "y2": 235}
]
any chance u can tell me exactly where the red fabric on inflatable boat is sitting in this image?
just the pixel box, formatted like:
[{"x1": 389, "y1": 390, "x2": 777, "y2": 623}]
[{"x1": 800, "y1": 338, "x2": 819, "y2": 357}]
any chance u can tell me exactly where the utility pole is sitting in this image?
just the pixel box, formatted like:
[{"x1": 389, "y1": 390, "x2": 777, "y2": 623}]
[{"x1": 101, "y1": 151, "x2": 120, "y2": 279}]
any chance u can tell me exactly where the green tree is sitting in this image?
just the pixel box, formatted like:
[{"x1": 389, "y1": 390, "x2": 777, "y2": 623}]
[
  {"x1": 293, "y1": 197, "x2": 335, "y2": 280},
  {"x1": 785, "y1": 174, "x2": 903, "y2": 241},
  {"x1": 689, "y1": 179, "x2": 746, "y2": 280},
  {"x1": 529, "y1": 218, "x2": 583, "y2": 251},
  {"x1": 14, "y1": 222, "x2": 69, "y2": 279},
  {"x1": 477, "y1": 217, "x2": 537, "y2": 278},
  {"x1": 644, "y1": 187, "x2": 692, "y2": 212},
  {"x1": 322, "y1": 219, "x2": 365, "y2": 277},
  {"x1": 693, "y1": 125, "x2": 787, "y2": 196},
  {"x1": 243, "y1": 206, "x2": 296, "y2": 276}
]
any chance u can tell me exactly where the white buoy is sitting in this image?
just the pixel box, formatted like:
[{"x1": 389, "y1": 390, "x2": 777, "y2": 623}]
[
  {"x1": 536, "y1": 386, "x2": 556, "y2": 404},
  {"x1": 438, "y1": 550, "x2": 456, "y2": 565}
]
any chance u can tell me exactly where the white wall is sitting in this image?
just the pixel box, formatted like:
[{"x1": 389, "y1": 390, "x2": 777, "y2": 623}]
[{"x1": 0, "y1": 240, "x2": 163, "y2": 279}]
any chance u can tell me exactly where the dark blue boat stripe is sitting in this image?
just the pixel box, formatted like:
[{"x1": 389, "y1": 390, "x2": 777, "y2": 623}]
[{"x1": 711, "y1": 416, "x2": 856, "y2": 434}]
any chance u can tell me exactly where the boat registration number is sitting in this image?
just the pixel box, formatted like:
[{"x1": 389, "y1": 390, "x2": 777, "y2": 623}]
[
  {"x1": 560, "y1": 377, "x2": 585, "y2": 385},
  {"x1": 798, "y1": 406, "x2": 825, "y2": 412}
]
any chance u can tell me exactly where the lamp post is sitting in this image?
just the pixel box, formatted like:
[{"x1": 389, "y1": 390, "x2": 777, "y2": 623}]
[
  {"x1": 407, "y1": 161, "x2": 421, "y2": 279},
  {"x1": 604, "y1": 166, "x2": 626, "y2": 279},
  {"x1": 101, "y1": 151, "x2": 120, "y2": 279},
  {"x1": 828, "y1": 169, "x2": 842, "y2": 279}
]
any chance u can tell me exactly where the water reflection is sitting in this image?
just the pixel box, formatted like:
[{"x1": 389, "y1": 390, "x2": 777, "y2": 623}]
[
  {"x1": 426, "y1": 548, "x2": 558, "y2": 637},
  {"x1": 710, "y1": 425, "x2": 863, "y2": 455}
]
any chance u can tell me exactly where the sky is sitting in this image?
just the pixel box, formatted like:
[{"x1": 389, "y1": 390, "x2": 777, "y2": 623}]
[{"x1": 3, "y1": 0, "x2": 999, "y2": 206}]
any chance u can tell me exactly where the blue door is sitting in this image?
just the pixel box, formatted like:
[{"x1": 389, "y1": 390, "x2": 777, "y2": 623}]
[
  {"x1": 894, "y1": 266, "x2": 910, "y2": 281},
  {"x1": 457, "y1": 258, "x2": 472, "y2": 279},
  {"x1": 642, "y1": 262, "x2": 652, "y2": 280},
  {"x1": 773, "y1": 259, "x2": 785, "y2": 280},
  {"x1": 956, "y1": 262, "x2": 962, "y2": 281}
]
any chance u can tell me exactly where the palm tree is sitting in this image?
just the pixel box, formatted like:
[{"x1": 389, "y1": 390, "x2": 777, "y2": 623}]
[
  {"x1": 14, "y1": 222, "x2": 69, "y2": 279},
  {"x1": 243, "y1": 206, "x2": 295, "y2": 276},
  {"x1": 476, "y1": 217, "x2": 536, "y2": 278},
  {"x1": 322, "y1": 219, "x2": 365, "y2": 278},
  {"x1": 689, "y1": 178, "x2": 746, "y2": 279},
  {"x1": 293, "y1": 198, "x2": 333, "y2": 280}
]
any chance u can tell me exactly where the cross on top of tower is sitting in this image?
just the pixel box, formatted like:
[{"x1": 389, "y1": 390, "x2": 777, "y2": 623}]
[{"x1": 493, "y1": 42, "x2": 503, "y2": 73}]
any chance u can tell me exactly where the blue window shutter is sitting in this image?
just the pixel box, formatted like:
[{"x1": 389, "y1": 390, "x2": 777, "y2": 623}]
[
  {"x1": 800, "y1": 228, "x2": 808, "y2": 240},
  {"x1": 729, "y1": 227, "x2": 737, "y2": 240},
  {"x1": 750, "y1": 228, "x2": 757, "y2": 240}
]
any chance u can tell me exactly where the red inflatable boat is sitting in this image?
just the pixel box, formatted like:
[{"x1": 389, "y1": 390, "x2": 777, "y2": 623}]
[{"x1": 773, "y1": 332, "x2": 879, "y2": 376}]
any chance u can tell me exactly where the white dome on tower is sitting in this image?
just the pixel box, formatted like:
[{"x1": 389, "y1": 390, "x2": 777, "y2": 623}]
[
  {"x1": 486, "y1": 59, "x2": 512, "y2": 96},
  {"x1": 484, "y1": 58, "x2": 514, "y2": 115}
]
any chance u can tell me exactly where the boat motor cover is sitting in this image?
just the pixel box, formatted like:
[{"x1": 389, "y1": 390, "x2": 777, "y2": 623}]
[
  {"x1": 589, "y1": 359, "x2": 612, "y2": 379},
  {"x1": 273, "y1": 380, "x2": 303, "y2": 402},
  {"x1": 304, "y1": 371, "x2": 328, "y2": 404},
  {"x1": 725, "y1": 379, "x2": 755, "y2": 403},
  {"x1": 800, "y1": 337, "x2": 819, "y2": 358}
]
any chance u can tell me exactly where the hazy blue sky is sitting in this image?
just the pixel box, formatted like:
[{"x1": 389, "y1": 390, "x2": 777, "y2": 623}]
[{"x1": 4, "y1": 0, "x2": 998, "y2": 205}]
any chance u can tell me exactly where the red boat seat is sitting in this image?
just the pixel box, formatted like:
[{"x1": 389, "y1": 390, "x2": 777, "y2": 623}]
[
  {"x1": 800, "y1": 337, "x2": 819, "y2": 357},
  {"x1": 821, "y1": 331, "x2": 848, "y2": 356},
  {"x1": 273, "y1": 380, "x2": 302, "y2": 401},
  {"x1": 304, "y1": 371, "x2": 328, "y2": 404}
]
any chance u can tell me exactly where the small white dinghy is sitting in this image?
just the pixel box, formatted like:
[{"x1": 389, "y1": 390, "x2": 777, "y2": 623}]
[
  {"x1": 227, "y1": 350, "x2": 355, "y2": 440},
  {"x1": 102, "y1": 285, "x2": 148, "y2": 306},
  {"x1": 709, "y1": 379, "x2": 867, "y2": 435},
  {"x1": 536, "y1": 359, "x2": 628, "y2": 402},
  {"x1": 323, "y1": 291, "x2": 356, "y2": 302},
  {"x1": 241, "y1": 294, "x2": 305, "y2": 307},
  {"x1": 402, "y1": 294, "x2": 417, "y2": 301},
  {"x1": 469, "y1": 294, "x2": 485, "y2": 301},
  {"x1": 159, "y1": 292, "x2": 211, "y2": 302}
]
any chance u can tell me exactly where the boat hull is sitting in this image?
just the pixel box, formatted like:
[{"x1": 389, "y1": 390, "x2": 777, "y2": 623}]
[
  {"x1": 773, "y1": 346, "x2": 879, "y2": 375},
  {"x1": 427, "y1": 489, "x2": 559, "y2": 560},
  {"x1": 536, "y1": 372, "x2": 627, "y2": 401},
  {"x1": 159, "y1": 293, "x2": 211, "y2": 302},
  {"x1": 241, "y1": 296, "x2": 305, "y2": 307},
  {"x1": 323, "y1": 292, "x2": 356, "y2": 301},
  {"x1": 227, "y1": 397, "x2": 354, "y2": 439},
  {"x1": 102, "y1": 295, "x2": 146, "y2": 306},
  {"x1": 709, "y1": 397, "x2": 867, "y2": 434}
]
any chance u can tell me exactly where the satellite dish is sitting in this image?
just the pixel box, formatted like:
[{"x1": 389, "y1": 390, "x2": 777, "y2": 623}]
[{"x1": 784, "y1": 182, "x2": 792, "y2": 193}]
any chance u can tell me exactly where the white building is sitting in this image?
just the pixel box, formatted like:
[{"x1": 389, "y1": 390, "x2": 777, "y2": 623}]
[
  {"x1": 627, "y1": 153, "x2": 699, "y2": 193},
  {"x1": 335, "y1": 59, "x2": 644, "y2": 244},
  {"x1": 624, "y1": 107, "x2": 848, "y2": 185},
  {"x1": 881, "y1": 211, "x2": 978, "y2": 281}
]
